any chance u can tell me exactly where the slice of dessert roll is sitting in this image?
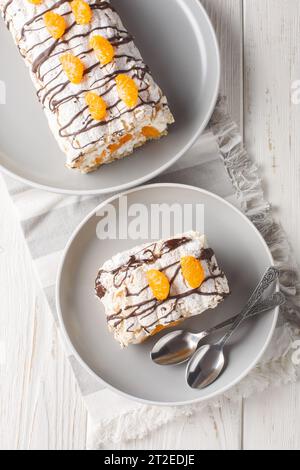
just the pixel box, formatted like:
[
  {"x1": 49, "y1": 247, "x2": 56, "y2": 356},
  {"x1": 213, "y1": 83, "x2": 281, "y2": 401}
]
[
  {"x1": 1, "y1": 0, "x2": 174, "y2": 173},
  {"x1": 95, "y1": 232, "x2": 230, "y2": 347}
]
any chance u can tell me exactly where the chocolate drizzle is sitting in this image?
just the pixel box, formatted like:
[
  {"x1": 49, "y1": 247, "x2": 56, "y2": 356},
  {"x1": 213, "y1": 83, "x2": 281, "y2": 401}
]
[
  {"x1": 2, "y1": 0, "x2": 14, "y2": 28},
  {"x1": 109, "y1": 274, "x2": 227, "y2": 329},
  {"x1": 200, "y1": 248, "x2": 215, "y2": 262},
  {"x1": 95, "y1": 237, "x2": 191, "y2": 298},
  {"x1": 95, "y1": 236, "x2": 228, "y2": 332},
  {"x1": 2, "y1": 0, "x2": 13, "y2": 20}
]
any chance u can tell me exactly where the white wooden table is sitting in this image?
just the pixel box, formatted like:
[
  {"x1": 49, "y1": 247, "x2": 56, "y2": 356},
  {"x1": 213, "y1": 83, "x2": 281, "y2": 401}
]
[{"x1": 1, "y1": 0, "x2": 300, "y2": 450}]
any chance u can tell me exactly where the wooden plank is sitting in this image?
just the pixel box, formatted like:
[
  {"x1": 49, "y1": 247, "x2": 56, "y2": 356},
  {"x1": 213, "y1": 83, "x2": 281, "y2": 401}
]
[
  {"x1": 244, "y1": 385, "x2": 300, "y2": 450},
  {"x1": 202, "y1": 0, "x2": 243, "y2": 124},
  {"x1": 243, "y1": 0, "x2": 300, "y2": 266},
  {"x1": 243, "y1": 0, "x2": 300, "y2": 450},
  {"x1": 0, "y1": 177, "x2": 88, "y2": 450}
]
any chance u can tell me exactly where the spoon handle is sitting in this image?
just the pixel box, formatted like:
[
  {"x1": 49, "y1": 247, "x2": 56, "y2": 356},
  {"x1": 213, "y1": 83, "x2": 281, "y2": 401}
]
[
  {"x1": 246, "y1": 292, "x2": 284, "y2": 316},
  {"x1": 206, "y1": 292, "x2": 285, "y2": 336},
  {"x1": 218, "y1": 267, "x2": 279, "y2": 347}
]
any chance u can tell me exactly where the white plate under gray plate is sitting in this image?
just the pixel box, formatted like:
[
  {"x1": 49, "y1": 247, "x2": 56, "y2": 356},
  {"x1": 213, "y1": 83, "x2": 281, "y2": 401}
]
[
  {"x1": 56, "y1": 184, "x2": 278, "y2": 406},
  {"x1": 0, "y1": 0, "x2": 220, "y2": 195}
]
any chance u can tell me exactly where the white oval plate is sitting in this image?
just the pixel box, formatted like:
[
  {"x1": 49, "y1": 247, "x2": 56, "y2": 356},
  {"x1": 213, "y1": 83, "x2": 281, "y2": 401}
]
[
  {"x1": 0, "y1": 0, "x2": 220, "y2": 195},
  {"x1": 56, "y1": 184, "x2": 278, "y2": 406}
]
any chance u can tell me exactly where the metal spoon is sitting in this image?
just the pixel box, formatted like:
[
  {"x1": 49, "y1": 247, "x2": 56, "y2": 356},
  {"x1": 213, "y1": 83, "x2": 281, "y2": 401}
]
[
  {"x1": 151, "y1": 292, "x2": 285, "y2": 366},
  {"x1": 186, "y1": 267, "x2": 280, "y2": 389}
]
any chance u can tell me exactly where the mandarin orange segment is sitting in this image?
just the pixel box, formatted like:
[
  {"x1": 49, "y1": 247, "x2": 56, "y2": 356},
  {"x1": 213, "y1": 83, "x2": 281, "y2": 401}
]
[
  {"x1": 108, "y1": 134, "x2": 133, "y2": 153},
  {"x1": 181, "y1": 256, "x2": 205, "y2": 289},
  {"x1": 27, "y1": 0, "x2": 43, "y2": 4},
  {"x1": 60, "y1": 53, "x2": 84, "y2": 84},
  {"x1": 142, "y1": 126, "x2": 161, "y2": 139},
  {"x1": 116, "y1": 74, "x2": 139, "y2": 108},
  {"x1": 94, "y1": 150, "x2": 107, "y2": 165},
  {"x1": 150, "y1": 320, "x2": 181, "y2": 336},
  {"x1": 146, "y1": 270, "x2": 170, "y2": 301},
  {"x1": 85, "y1": 92, "x2": 107, "y2": 121},
  {"x1": 150, "y1": 325, "x2": 165, "y2": 336},
  {"x1": 70, "y1": 0, "x2": 92, "y2": 25},
  {"x1": 43, "y1": 12, "x2": 66, "y2": 40},
  {"x1": 89, "y1": 35, "x2": 115, "y2": 66}
]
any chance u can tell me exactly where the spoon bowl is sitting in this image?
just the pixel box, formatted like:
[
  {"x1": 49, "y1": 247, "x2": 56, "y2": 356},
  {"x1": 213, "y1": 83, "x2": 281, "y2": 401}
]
[
  {"x1": 186, "y1": 345, "x2": 225, "y2": 389},
  {"x1": 151, "y1": 330, "x2": 200, "y2": 366}
]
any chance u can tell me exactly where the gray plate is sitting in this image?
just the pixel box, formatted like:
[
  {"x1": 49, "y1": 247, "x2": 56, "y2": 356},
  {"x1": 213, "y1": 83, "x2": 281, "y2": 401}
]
[
  {"x1": 0, "y1": 0, "x2": 220, "y2": 195},
  {"x1": 56, "y1": 184, "x2": 278, "y2": 406}
]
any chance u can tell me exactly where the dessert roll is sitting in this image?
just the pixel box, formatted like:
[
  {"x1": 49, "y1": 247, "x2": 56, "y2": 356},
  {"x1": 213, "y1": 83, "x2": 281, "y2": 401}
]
[
  {"x1": 95, "y1": 232, "x2": 230, "y2": 347},
  {"x1": 1, "y1": 0, "x2": 174, "y2": 172}
]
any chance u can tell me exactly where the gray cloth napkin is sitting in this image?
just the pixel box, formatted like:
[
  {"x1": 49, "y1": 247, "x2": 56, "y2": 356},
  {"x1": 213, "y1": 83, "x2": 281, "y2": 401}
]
[{"x1": 3, "y1": 100, "x2": 300, "y2": 449}]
